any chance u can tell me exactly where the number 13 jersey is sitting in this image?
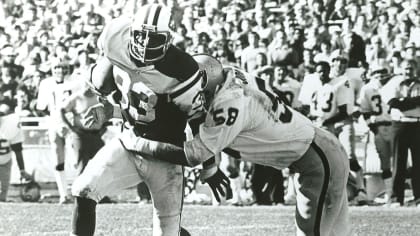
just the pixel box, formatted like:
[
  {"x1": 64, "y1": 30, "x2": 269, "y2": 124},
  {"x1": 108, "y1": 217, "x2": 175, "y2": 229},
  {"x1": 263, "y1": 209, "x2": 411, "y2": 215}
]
[{"x1": 185, "y1": 67, "x2": 315, "y2": 169}]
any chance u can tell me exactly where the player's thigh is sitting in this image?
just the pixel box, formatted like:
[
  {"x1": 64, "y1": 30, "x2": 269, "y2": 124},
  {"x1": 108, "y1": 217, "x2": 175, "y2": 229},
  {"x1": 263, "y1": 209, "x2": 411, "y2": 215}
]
[
  {"x1": 0, "y1": 160, "x2": 12, "y2": 196},
  {"x1": 137, "y1": 155, "x2": 184, "y2": 217},
  {"x1": 300, "y1": 128, "x2": 350, "y2": 235},
  {"x1": 317, "y1": 128, "x2": 350, "y2": 232},
  {"x1": 72, "y1": 138, "x2": 142, "y2": 202},
  {"x1": 291, "y1": 153, "x2": 325, "y2": 235}
]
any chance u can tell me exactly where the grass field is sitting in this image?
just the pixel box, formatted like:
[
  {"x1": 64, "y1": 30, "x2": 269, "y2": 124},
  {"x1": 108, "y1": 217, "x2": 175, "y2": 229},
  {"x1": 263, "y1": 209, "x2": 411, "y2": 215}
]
[{"x1": 1, "y1": 203, "x2": 420, "y2": 236}]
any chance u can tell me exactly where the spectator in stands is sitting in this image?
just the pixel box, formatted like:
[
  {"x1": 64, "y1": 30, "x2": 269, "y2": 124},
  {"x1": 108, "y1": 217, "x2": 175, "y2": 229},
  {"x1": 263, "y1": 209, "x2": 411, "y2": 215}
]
[
  {"x1": 341, "y1": 17, "x2": 366, "y2": 67},
  {"x1": 267, "y1": 29, "x2": 295, "y2": 66},
  {"x1": 403, "y1": 42, "x2": 420, "y2": 74},
  {"x1": 409, "y1": 14, "x2": 420, "y2": 48},
  {"x1": 353, "y1": 15, "x2": 373, "y2": 41},
  {"x1": 253, "y1": 9, "x2": 274, "y2": 43},
  {"x1": 329, "y1": 0, "x2": 347, "y2": 20},
  {"x1": 240, "y1": 31, "x2": 266, "y2": 72},
  {"x1": 366, "y1": 36, "x2": 388, "y2": 65},
  {"x1": 14, "y1": 84, "x2": 37, "y2": 117},
  {"x1": 1, "y1": 45, "x2": 24, "y2": 79},
  {"x1": 295, "y1": 48, "x2": 316, "y2": 82},
  {"x1": 314, "y1": 40, "x2": 333, "y2": 64},
  {"x1": 389, "y1": 51, "x2": 404, "y2": 75}
]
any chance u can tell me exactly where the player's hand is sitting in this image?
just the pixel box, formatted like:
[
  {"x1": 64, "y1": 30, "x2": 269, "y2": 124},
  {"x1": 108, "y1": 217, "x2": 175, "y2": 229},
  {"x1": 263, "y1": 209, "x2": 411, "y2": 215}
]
[
  {"x1": 20, "y1": 170, "x2": 32, "y2": 181},
  {"x1": 82, "y1": 102, "x2": 113, "y2": 130},
  {"x1": 201, "y1": 168, "x2": 233, "y2": 202}
]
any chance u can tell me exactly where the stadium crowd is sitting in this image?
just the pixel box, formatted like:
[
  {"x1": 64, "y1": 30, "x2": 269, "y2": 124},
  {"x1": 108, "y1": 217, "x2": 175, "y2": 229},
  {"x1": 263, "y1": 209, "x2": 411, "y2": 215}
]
[{"x1": 0, "y1": 0, "x2": 420, "y2": 208}]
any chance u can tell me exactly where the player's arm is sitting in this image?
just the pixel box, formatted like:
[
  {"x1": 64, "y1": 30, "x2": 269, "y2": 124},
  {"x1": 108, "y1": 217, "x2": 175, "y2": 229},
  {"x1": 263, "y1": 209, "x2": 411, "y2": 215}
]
[
  {"x1": 9, "y1": 122, "x2": 31, "y2": 180},
  {"x1": 10, "y1": 142, "x2": 30, "y2": 180},
  {"x1": 322, "y1": 105, "x2": 348, "y2": 126},
  {"x1": 136, "y1": 97, "x2": 246, "y2": 166},
  {"x1": 89, "y1": 56, "x2": 117, "y2": 96},
  {"x1": 388, "y1": 95, "x2": 420, "y2": 111},
  {"x1": 35, "y1": 80, "x2": 50, "y2": 116}
]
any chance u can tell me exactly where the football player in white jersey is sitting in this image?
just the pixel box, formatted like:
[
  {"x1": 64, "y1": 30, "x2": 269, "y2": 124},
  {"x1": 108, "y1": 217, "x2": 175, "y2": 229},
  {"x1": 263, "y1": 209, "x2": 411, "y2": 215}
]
[
  {"x1": 71, "y1": 4, "x2": 230, "y2": 236},
  {"x1": 357, "y1": 62, "x2": 393, "y2": 204},
  {"x1": 310, "y1": 61, "x2": 354, "y2": 132},
  {"x1": 123, "y1": 55, "x2": 351, "y2": 236},
  {"x1": 0, "y1": 103, "x2": 31, "y2": 202},
  {"x1": 36, "y1": 58, "x2": 75, "y2": 204}
]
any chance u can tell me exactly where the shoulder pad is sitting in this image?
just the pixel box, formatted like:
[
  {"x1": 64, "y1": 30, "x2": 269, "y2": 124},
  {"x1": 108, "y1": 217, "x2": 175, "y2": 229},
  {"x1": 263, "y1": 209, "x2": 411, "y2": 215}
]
[{"x1": 154, "y1": 46, "x2": 199, "y2": 82}]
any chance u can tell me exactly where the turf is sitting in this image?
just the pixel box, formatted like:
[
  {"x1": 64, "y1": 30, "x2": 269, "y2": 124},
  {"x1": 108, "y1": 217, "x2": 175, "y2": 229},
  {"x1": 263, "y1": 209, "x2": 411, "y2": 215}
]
[{"x1": 1, "y1": 203, "x2": 419, "y2": 236}]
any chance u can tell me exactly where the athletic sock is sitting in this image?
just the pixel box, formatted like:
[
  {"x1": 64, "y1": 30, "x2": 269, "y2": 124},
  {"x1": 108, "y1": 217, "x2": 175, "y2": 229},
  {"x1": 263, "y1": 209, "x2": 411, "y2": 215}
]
[{"x1": 72, "y1": 197, "x2": 97, "y2": 236}]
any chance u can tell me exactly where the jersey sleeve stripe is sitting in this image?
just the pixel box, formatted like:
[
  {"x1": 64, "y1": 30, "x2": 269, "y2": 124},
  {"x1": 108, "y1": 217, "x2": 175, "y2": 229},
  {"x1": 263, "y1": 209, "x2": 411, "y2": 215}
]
[{"x1": 170, "y1": 71, "x2": 202, "y2": 99}]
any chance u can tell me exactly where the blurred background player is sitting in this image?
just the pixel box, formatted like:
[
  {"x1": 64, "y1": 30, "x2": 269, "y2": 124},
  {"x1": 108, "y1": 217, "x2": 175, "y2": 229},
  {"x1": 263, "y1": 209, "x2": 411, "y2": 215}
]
[
  {"x1": 36, "y1": 58, "x2": 75, "y2": 204},
  {"x1": 383, "y1": 59, "x2": 420, "y2": 207},
  {"x1": 71, "y1": 3, "x2": 230, "y2": 236},
  {"x1": 357, "y1": 61, "x2": 393, "y2": 204},
  {"x1": 60, "y1": 80, "x2": 117, "y2": 204},
  {"x1": 0, "y1": 102, "x2": 31, "y2": 202},
  {"x1": 60, "y1": 81, "x2": 105, "y2": 174}
]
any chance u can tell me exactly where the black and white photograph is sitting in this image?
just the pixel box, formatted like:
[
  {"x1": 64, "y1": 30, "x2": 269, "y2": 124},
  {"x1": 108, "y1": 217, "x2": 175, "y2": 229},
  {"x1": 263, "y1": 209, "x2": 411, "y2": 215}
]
[{"x1": 0, "y1": 0, "x2": 420, "y2": 235}]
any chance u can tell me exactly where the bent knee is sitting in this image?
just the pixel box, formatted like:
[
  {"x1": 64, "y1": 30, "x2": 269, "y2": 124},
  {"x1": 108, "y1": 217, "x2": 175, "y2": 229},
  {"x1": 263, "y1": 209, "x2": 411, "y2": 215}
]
[{"x1": 71, "y1": 177, "x2": 100, "y2": 202}]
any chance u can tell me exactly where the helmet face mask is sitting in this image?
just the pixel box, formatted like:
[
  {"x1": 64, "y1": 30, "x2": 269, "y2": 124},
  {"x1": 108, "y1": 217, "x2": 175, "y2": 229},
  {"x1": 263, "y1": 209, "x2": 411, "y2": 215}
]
[{"x1": 129, "y1": 4, "x2": 173, "y2": 64}]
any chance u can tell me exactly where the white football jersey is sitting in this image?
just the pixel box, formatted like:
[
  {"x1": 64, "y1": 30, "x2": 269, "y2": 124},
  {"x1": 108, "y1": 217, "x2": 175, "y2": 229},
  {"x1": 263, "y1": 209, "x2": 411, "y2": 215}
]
[
  {"x1": 310, "y1": 77, "x2": 354, "y2": 121},
  {"x1": 36, "y1": 77, "x2": 76, "y2": 129},
  {"x1": 271, "y1": 76, "x2": 302, "y2": 108},
  {"x1": 184, "y1": 68, "x2": 315, "y2": 169},
  {"x1": 357, "y1": 79, "x2": 391, "y2": 123},
  {"x1": 0, "y1": 113, "x2": 23, "y2": 164}
]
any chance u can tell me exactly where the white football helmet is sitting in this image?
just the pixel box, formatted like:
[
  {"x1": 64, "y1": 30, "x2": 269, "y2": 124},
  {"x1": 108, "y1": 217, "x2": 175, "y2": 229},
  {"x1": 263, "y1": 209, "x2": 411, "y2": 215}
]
[
  {"x1": 129, "y1": 3, "x2": 174, "y2": 63},
  {"x1": 192, "y1": 54, "x2": 225, "y2": 109}
]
